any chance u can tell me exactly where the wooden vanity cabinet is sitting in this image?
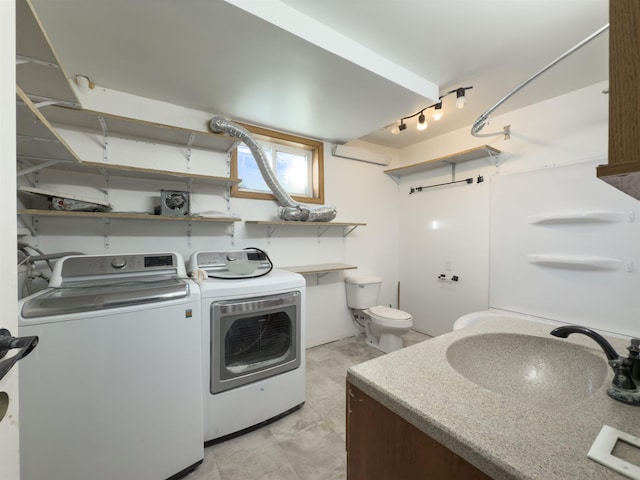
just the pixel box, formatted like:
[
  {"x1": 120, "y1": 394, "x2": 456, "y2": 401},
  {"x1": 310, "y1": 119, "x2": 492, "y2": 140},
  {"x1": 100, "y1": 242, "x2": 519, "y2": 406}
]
[
  {"x1": 596, "y1": 0, "x2": 640, "y2": 199},
  {"x1": 346, "y1": 382, "x2": 492, "y2": 480}
]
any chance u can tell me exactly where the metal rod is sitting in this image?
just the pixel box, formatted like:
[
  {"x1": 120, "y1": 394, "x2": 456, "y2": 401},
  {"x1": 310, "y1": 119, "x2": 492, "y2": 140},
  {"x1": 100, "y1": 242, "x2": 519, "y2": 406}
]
[
  {"x1": 471, "y1": 24, "x2": 609, "y2": 137},
  {"x1": 410, "y1": 177, "x2": 473, "y2": 194}
]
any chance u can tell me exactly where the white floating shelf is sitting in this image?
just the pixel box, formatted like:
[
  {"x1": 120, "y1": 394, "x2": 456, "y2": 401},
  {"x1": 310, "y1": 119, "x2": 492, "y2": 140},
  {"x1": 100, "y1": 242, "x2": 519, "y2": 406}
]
[
  {"x1": 528, "y1": 211, "x2": 631, "y2": 224},
  {"x1": 527, "y1": 254, "x2": 625, "y2": 270}
]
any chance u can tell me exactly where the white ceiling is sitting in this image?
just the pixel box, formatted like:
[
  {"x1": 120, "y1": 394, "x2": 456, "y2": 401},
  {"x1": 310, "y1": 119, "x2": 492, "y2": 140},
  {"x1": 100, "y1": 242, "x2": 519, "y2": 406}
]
[{"x1": 30, "y1": 0, "x2": 608, "y2": 149}]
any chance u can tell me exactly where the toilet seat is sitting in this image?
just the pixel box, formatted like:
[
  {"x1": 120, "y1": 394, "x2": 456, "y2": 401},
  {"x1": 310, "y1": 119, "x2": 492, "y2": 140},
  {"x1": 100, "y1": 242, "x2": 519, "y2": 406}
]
[{"x1": 367, "y1": 305, "x2": 413, "y2": 328}]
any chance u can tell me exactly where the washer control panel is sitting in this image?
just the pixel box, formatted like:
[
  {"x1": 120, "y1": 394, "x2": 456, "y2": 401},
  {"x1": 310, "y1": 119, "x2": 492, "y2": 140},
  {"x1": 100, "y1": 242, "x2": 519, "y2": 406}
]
[{"x1": 55, "y1": 253, "x2": 179, "y2": 282}]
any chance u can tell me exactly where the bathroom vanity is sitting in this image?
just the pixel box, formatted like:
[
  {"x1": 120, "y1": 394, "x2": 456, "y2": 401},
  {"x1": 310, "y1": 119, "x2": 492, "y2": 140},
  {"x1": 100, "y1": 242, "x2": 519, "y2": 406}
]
[{"x1": 346, "y1": 318, "x2": 640, "y2": 480}]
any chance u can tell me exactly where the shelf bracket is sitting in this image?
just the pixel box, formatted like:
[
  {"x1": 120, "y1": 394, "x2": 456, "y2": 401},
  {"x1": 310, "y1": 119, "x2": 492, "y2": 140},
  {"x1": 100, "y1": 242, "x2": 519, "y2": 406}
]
[
  {"x1": 16, "y1": 55, "x2": 60, "y2": 70},
  {"x1": 230, "y1": 222, "x2": 236, "y2": 246},
  {"x1": 267, "y1": 225, "x2": 278, "y2": 238},
  {"x1": 317, "y1": 226, "x2": 331, "y2": 237},
  {"x1": 316, "y1": 272, "x2": 330, "y2": 281},
  {"x1": 264, "y1": 224, "x2": 279, "y2": 245},
  {"x1": 97, "y1": 116, "x2": 110, "y2": 162},
  {"x1": 23, "y1": 93, "x2": 80, "y2": 109},
  {"x1": 186, "y1": 222, "x2": 192, "y2": 247},
  {"x1": 103, "y1": 218, "x2": 110, "y2": 249},
  {"x1": 186, "y1": 132, "x2": 195, "y2": 170},
  {"x1": 485, "y1": 147, "x2": 502, "y2": 168},
  {"x1": 24, "y1": 216, "x2": 38, "y2": 238},
  {"x1": 343, "y1": 225, "x2": 359, "y2": 237},
  {"x1": 16, "y1": 158, "x2": 63, "y2": 177},
  {"x1": 101, "y1": 170, "x2": 111, "y2": 204}
]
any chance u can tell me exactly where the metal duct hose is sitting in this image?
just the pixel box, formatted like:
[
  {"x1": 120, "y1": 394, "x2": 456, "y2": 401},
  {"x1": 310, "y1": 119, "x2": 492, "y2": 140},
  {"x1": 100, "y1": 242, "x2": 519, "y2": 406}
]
[{"x1": 209, "y1": 116, "x2": 337, "y2": 222}]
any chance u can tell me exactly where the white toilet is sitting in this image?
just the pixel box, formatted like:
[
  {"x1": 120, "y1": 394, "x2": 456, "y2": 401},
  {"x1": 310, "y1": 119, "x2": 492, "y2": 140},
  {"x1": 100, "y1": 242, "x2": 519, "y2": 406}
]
[{"x1": 345, "y1": 274, "x2": 413, "y2": 353}]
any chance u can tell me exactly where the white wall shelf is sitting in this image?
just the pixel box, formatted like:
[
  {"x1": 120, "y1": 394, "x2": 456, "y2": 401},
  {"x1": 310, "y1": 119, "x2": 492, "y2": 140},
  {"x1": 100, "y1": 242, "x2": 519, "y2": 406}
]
[
  {"x1": 527, "y1": 254, "x2": 628, "y2": 271},
  {"x1": 384, "y1": 145, "x2": 501, "y2": 183},
  {"x1": 528, "y1": 211, "x2": 633, "y2": 224},
  {"x1": 245, "y1": 220, "x2": 366, "y2": 239}
]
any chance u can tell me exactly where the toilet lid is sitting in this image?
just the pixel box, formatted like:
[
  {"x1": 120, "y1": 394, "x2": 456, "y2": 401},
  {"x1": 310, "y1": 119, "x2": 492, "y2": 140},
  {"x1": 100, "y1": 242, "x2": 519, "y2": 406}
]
[{"x1": 369, "y1": 305, "x2": 412, "y2": 321}]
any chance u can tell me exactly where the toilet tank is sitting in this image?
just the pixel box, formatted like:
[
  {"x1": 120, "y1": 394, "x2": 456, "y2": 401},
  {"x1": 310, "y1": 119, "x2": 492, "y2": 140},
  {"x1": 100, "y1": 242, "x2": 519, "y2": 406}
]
[{"x1": 345, "y1": 274, "x2": 382, "y2": 309}]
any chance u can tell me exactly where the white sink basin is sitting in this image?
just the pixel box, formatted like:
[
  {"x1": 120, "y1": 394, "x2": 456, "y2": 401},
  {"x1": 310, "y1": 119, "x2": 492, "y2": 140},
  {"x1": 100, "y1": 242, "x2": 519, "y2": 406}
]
[{"x1": 446, "y1": 332, "x2": 609, "y2": 407}]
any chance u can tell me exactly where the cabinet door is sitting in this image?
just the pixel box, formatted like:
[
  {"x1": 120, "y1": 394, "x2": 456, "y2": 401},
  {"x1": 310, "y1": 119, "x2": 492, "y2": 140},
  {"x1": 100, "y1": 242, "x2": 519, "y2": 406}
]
[
  {"x1": 346, "y1": 382, "x2": 491, "y2": 480},
  {"x1": 608, "y1": 0, "x2": 640, "y2": 166}
]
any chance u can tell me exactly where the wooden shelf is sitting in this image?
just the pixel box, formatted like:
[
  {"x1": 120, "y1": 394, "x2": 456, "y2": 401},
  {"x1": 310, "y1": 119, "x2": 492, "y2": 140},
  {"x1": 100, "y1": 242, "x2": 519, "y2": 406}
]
[
  {"x1": 16, "y1": 0, "x2": 79, "y2": 106},
  {"x1": 17, "y1": 209, "x2": 241, "y2": 223},
  {"x1": 245, "y1": 220, "x2": 366, "y2": 238},
  {"x1": 17, "y1": 87, "x2": 239, "y2": 186},
  {"x1": 384, "y1": 145, "x2": 501, "y2": 181},
  {"x1": 246, "y1": 220, "x2": 365, "y2": 227},
  {"x1": 282, "y1": 263, "x2": 357, "y2": 275},
  {"x1": 16, "y1": 86, "x2": 81, "y2": 167},
  {"x1": 41, "y1": 105, "x2": 240, "y2": 154},
  {"x1": 44, "y1": 160, "x2": 242, "y2": 187}
]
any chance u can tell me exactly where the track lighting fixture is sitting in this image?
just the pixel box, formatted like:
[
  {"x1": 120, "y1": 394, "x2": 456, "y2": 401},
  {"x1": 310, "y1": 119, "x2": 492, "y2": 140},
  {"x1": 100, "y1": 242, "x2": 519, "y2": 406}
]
[{"x1": 391, "y1": 86, "x2": 473, "y2": 135}]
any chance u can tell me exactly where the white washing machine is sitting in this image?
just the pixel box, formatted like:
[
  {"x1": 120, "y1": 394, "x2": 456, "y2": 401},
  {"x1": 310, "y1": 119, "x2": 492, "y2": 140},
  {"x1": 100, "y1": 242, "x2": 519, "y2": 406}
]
[
  {"x1": 18, "y1": 252, "x2": 204, "y2": 480},
  {"x1": 189, "y1": 250, "x2": 306, "y2": 443}
]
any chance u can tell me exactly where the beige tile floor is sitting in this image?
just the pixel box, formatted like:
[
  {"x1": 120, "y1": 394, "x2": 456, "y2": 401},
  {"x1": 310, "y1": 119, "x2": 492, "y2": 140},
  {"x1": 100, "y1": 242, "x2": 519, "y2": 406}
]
[{"x1": 188, "y1": 330, "x2": 430, "y2": 480}]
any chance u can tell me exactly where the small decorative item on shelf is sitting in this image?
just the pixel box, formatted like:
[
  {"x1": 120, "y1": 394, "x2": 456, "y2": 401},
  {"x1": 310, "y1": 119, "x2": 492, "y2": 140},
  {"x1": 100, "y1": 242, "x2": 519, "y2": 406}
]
[
  {"x1": 155, "y1": 190, "x2": 190, "y2": 216},
  {"x1": 18, "y1": 186, "x2": 112, "y2": 212}
]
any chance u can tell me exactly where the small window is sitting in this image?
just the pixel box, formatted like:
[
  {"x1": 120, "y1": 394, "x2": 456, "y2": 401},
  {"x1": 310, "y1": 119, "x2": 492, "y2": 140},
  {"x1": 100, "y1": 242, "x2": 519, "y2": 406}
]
[{"x1": 231, "y1": 124, "x2": 325, "y2": 205}]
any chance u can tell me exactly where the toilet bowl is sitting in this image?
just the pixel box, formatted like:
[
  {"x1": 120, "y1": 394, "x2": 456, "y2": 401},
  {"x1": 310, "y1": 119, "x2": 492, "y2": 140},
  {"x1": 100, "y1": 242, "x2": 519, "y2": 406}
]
[{"x1": 345, "y1": 274, "x2": 413, "y2": 353}]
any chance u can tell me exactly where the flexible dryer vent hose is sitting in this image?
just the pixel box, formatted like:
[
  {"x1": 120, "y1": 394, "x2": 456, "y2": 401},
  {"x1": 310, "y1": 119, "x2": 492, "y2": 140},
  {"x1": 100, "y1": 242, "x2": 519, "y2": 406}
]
[{"x1": 209, "y1": 116, "x2": 337, "y2": 222}]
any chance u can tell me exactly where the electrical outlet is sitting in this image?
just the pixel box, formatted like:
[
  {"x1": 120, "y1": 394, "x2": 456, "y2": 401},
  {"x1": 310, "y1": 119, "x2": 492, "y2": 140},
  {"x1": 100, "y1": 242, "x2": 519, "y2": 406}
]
[{"x1": 444, "y1": 260, "x2": 452, "y2": 271}]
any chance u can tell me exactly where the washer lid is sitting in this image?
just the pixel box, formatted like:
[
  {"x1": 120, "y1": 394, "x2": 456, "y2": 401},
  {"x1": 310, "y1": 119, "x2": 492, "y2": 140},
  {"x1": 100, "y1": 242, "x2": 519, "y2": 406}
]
[
  {"x1": 21, "y1": 277, "x2": 189, "y2": 318},
  {"x1": 369, "y1": 305, "x2": 412, "y2": 320}
]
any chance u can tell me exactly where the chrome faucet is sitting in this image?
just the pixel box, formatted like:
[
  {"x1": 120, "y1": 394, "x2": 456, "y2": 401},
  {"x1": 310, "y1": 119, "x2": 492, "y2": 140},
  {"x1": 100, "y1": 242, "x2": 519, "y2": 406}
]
[{"x1": 550, "y1": 325, "x2": 640, "y2": 406}]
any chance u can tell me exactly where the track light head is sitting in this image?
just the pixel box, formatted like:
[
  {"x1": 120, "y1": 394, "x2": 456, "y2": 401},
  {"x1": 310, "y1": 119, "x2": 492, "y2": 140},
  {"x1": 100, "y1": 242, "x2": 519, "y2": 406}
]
[
  {"x1": 455, "y1": 88, "x2": 467, "y2": 109},
  {"x1": 391, "y1": 120, "x2": 407, "y2": 135},
  {"x1": 417, "y1": 112, "x2": 428, "y2": 131},
  {"x1": 432, "y1": 102, "x2": 443, "y2": 121}
]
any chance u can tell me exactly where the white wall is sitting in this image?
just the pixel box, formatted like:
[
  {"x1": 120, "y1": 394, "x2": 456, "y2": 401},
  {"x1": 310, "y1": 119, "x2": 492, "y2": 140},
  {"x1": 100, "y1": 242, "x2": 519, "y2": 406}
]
[
  {"x1": 18, "y1": 87, "x2": 400, "y2": 348},
  {"x1": 397, "y1": 80, "x2": 612, "y2": 336},
  {"x1": 1, "y1": 0, "x2": 20, "y2": 477},
  {"x1": 20, "y1": 79, "x2": 634, "y2": 346}
]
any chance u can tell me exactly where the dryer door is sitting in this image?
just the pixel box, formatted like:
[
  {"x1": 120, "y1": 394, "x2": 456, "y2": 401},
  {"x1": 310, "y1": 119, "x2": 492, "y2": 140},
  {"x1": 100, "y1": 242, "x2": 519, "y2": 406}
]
[{"x1": 210, "y1": 291, "x2": 301, "y2": 394}]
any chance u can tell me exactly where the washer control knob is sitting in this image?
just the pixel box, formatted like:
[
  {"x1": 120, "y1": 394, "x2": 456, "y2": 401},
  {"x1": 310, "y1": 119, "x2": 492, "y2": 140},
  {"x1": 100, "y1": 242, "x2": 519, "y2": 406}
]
[
  {"x1": 226, "y1": 254, "x2": 237, "y2": 262},
  {"x1": 111, "y1": 257, "x2": 127, "y2": 269}
]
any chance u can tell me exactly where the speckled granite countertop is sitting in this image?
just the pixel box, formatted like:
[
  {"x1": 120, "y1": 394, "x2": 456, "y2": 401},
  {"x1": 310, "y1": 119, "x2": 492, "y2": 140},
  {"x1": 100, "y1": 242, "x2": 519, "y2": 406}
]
[{"x1": 346, "y1": 318, "x2": 640, "y2": 480}]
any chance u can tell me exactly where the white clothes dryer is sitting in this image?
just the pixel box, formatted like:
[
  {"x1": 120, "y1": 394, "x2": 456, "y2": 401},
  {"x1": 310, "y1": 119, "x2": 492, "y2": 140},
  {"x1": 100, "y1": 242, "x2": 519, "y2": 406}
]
[
  {"x1": 18, "y1": 252, "x2": 204, "y2": 480},
  {"x1": 189, "y1": 250, "x2": 306, "y2": 443}
]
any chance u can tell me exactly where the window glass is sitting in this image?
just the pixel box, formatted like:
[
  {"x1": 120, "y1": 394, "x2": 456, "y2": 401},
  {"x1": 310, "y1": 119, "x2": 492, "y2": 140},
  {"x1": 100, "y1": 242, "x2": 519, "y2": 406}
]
[{"x1": 230, "y1": 124, "x2": 325, "y2": 205}]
